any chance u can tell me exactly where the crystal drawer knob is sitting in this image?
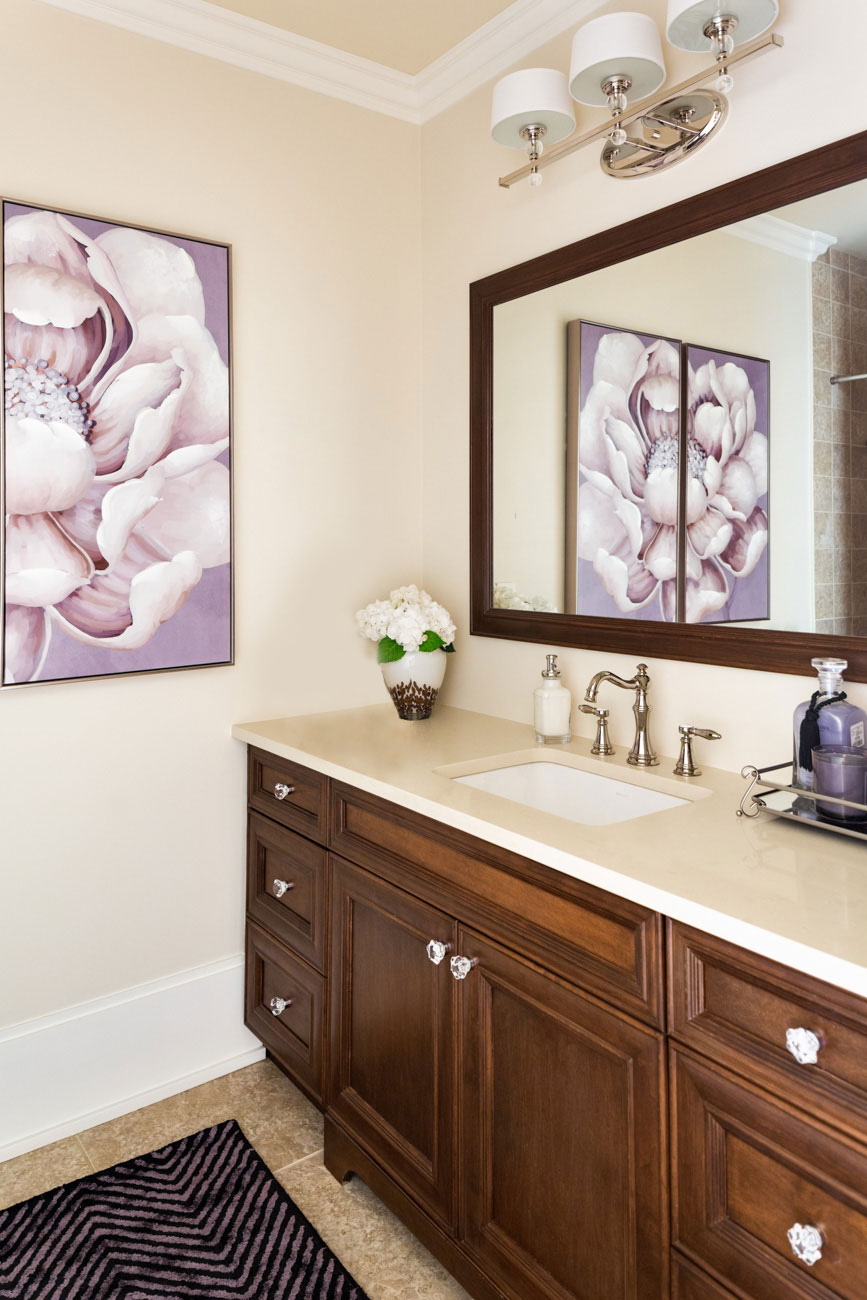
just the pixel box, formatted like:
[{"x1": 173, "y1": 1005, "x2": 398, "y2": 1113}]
[
  {"x1": 450, "y1": 955, "x2": 479, "y2": 981},
  {"x1": 426, "y1": 940, "x2": 451, "y2": 965},
  {"x1": 272, "y1": 879, "x2": 294, "y2": 899},
  {"x1": 273, "y1": 782, "x2": 294, "y2": 801},
  {"x1": 787, "y1": 1222, "x2": 823, "y2": 1266},
  {"x1": 786, "y1": 1027, "x2": 821, "y2": 1065},
  {"x1": 269, "y1": 996, "x2": 292, "y2": 1017}
]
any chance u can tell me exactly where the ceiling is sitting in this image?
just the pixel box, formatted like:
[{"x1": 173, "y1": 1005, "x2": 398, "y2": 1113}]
[{"x1": 205, "y1": 0, "x2": 520, "y2": 74}]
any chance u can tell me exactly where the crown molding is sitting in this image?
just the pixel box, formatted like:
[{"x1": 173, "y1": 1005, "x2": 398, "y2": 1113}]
[
  {"x1": 415, "y1": 0, "x2": 605, "y2": 122},
  {"x1": 724, "y1": 213, "x2": 838, "y2": 262},
  {"x1": 34, "y1": 0, "x2": 605, "y2": 124}
]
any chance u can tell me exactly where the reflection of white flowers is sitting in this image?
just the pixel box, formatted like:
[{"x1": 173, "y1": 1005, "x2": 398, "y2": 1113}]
[
  {"x1": 4, "y1": 210, "x2": 229, "y2": 683},
  {"x1": 577, "y1": 332, "x2": 767, "y2": 623},
  {"x1": 493, "y1": 582, "x2": 559, "y2": 613},
  {"x1": 357, "y1": 584, "x2": 456, "y2": 657}
]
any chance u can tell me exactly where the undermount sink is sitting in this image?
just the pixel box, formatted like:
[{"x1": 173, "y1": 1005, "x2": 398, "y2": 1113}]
[{"x1": 448, "y1": 757, "x2": 693, "y2": 827}]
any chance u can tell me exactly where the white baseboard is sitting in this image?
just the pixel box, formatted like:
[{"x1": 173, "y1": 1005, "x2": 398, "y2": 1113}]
[{"x1": 0, "y1": 956, "x2": 265, "y2": 1163}]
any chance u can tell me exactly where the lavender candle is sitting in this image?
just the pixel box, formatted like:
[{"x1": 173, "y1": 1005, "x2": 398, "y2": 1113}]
[{"x1": 812, "y1": 745, "x2": 867, "y2": 821}]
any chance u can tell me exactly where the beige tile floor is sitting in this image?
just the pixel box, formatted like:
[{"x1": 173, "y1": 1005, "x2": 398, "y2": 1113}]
[{"x1": 0, "y1": 1059, "x2": 471, "y2": 1300}]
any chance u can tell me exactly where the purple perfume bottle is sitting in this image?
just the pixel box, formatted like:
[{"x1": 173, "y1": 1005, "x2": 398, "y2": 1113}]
[{"x1": 793, "y1": 658, "x2": 867, "y2": 789}]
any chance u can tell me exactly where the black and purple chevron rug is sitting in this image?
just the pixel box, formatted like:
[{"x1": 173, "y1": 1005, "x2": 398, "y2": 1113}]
[{"x1": 0, "y1": 1119, "x2": 370, "y2": 1299}]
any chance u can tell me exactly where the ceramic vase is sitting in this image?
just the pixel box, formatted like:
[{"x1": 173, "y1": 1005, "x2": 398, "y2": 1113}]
[{"x1": 381, "y1": 649, "x2": 447, "y2": 720}]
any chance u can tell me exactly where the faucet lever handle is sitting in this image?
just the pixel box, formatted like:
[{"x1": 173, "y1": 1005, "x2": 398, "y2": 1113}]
[
  {"x1": 675, "y1": 725, "x2": 721, "y2": 777},
  {"x1": 579, "y1": 703, "x2": 614, "y2": 756}
]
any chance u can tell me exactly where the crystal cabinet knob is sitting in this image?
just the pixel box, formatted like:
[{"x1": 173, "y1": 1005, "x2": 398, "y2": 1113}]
[
  {"x1": 787, "y1": 1222, "x2": 823, "y2": 1266},
  {"x1": 269, "y1": 996, "x2": 292, "y2": 1017},
  {"x1": 272, "y1": 879, "x2": 294, "y2": 899},
  {"x1": 426, "y1": 940, "x2": 451, "y2": 965},
  {"x1": 450, "y1": 955, "x2": 479, "y2": 981},
  {"x1": 273, "y1": 782, "x2": 294, "y2": 801},
  {"x1": 786, "y1": 1027, "x2": 821, "y2": 1065}
]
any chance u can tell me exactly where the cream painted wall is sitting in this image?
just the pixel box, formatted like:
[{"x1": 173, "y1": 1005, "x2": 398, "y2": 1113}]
[
  {"x1": 492, "y1": 231, "x2": 813, "y2": 630},
  {"x1": 420, "y1": 0, "x2": 867, "y2": 771},
  {"x1": 0, "y1": 2, "x2": 422, "y2": 1026}
]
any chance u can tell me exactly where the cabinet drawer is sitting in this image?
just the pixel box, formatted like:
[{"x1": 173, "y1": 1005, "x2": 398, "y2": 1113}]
[
  {"x1": 330, "y1": 782, "x2": 663, "y2": 1025},
  {"x1": 247, "y1": 812, "x2": 328, "y2": 971},
  {"x1": 671, "y1": 1047, "x2": 867, "y2": 1300},
  {"x1": 245, "y1": 923, "x2": 325, "y2": 1105},
  {"x1": 669, "y1": 922, "x2": 867, "y2": 1136},
  {"x1": 248, "y1": 747, "x2": 327, "y2": 842}
]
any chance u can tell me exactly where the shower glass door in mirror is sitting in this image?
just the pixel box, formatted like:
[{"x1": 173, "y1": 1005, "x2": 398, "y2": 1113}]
[{"x1": 491, "y1": 178, "x2": 867, "y2": 636}]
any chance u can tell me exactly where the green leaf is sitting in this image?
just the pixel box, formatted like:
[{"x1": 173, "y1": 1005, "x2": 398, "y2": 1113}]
[
  {"x1": 377, "y1": 636, "x2": 405, "y2": 663},
  {"x1": 419, "y1": 631, "x2": 445, "y2": 653},
  {"x1": 443, "y1": 642, "x2": 456, "y2": 653}
]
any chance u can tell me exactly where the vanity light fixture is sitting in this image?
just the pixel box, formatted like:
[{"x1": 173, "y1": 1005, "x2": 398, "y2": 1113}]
[{"x1": 491, "y1": 2, "x2": 781, "y2": 186}]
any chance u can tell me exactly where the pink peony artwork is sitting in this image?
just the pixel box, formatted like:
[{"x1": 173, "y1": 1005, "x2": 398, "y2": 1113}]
[
  {"x1": 2, "y1": 201, "x2": 232, "y2": 685},
  {"x1": 566, "y1": 320, "x2": 768, "y2": 625}
]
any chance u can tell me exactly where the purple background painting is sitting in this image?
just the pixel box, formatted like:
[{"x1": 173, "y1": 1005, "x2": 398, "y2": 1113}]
[
  {"x1": 688, "y1": 344, "x2": 769, "y2": 625},
  {"x1": 576, "y1": 322, "x2": 680, "y2": 622},
  {"x1": 4, "y1": 202, "x2": 232, "y2": 683}
]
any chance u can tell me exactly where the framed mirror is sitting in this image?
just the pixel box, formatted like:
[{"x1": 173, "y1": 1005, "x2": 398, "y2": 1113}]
[{"x1": 470, "y1": 132, "x2": 867, "y2": 678}]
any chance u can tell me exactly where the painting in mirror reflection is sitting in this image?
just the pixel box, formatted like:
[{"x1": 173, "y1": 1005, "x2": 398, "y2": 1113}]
[{"x1": 565, "y1": 319, "x2": 769, "y2": 625}]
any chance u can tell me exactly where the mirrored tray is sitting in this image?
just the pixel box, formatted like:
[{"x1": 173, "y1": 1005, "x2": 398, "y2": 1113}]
[{"x1": 739, "y1": 761, "x2": 867, "y2": 842}]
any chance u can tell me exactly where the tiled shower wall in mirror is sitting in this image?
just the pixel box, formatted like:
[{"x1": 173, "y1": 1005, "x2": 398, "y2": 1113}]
[{"x1": 813, "y1": 247, "x2": 867, "y2": 636}]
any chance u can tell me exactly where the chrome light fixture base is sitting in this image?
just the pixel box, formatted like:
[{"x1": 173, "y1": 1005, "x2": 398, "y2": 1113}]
[{"x1": 600, "y1": 88, "x2": 727, "y2": 177}]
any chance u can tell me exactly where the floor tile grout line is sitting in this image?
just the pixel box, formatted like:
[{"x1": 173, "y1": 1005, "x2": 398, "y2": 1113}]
[
  {"x1": 74, "y1": 1135, "x2": 97, "y2": 1173},
  {"x1": 272, "y1": 1147, "x2": 325, "y2": 1177}
]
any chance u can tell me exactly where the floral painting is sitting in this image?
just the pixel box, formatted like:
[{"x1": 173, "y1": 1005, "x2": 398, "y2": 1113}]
[
  {"x1": 566, "y1": 320, "x2": 768, "y2": 624},
  {"x1": 2, "y1": 201, "x2": 231, "y2": 685}
]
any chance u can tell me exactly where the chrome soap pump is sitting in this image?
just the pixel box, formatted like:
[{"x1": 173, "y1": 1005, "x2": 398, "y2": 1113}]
[{"x1": 534, "y1": 653, "x2": 571, "y2": 745}]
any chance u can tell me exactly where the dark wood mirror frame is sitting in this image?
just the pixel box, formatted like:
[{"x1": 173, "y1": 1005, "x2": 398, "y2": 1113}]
[{"x1": 470, "y1": 131, "x2": 867, "y2": 679}]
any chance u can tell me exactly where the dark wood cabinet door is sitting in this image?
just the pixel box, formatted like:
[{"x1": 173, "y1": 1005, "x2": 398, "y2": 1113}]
[
  {"x1": 328, "y1": 856, "x2": 458, "y2": 1229},
  {"x1": 459, "y1": 927, "x2": 668, "y2": 1300}
]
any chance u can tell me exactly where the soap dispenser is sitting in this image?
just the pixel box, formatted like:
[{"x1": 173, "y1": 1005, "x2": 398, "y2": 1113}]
[
  {"x1": 793, "y1": 657, "x2": 867, "y2": 788},
  {"x1": 534, "y1": 653, "x2": 571, "y2": 744}
]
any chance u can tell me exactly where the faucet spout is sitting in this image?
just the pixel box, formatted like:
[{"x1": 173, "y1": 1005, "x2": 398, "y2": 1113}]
[
  {"x1": 584, "y1": 669, "x2": 639, "y2": 703},
  {"x1": 583, "y1": 662, "x2": 658, "y2": 766}
]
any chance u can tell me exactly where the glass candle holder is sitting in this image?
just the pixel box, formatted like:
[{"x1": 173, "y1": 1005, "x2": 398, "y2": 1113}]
[{"x1": 811, "y1": 745, "x2": 867, "y2": 822}]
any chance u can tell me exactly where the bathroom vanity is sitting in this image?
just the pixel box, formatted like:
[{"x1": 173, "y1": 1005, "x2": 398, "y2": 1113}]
[{"x1": 234, "y1": 704, "x2": 867, "y2": 1300}]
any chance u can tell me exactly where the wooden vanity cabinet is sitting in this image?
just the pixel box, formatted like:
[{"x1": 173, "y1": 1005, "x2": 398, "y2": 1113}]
[{"x1": 242, "y1": 747, "x2": 867, "y2": 1300}]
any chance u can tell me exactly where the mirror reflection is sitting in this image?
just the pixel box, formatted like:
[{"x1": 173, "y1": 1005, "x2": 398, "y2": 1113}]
[{"x1": 492, "y1": 178, "x2": 867, "y2": 637}]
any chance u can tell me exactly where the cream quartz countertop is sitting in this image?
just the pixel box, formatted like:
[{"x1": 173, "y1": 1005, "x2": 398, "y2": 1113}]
[{"x1": 233, "y1": 705, "x2": 867, "y2": 999}]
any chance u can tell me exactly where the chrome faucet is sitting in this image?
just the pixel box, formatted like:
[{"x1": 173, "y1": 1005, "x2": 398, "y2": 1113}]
[{"x1": 584, "y1": 662, "x2": 658, "y2": 767}]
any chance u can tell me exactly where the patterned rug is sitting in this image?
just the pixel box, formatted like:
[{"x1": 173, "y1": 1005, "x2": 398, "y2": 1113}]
[{"x1": 0, "y1": 1119, "x2": 369, "y2": 1299}]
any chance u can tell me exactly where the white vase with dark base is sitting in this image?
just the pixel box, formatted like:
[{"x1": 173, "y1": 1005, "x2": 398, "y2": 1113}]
[{"x1": 381, "y1": 649, "x2": 447, "y2": 720}]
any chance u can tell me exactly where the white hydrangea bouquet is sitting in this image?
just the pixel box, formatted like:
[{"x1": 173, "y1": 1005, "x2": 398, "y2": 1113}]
[{"x1": 356, "y1": 585, "x2": 455, "y2": 720}]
